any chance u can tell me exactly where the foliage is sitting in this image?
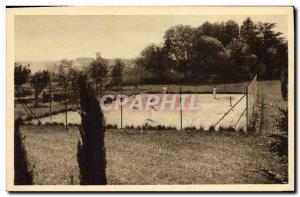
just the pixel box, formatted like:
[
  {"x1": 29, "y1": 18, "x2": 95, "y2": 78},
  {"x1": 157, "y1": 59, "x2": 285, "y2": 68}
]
[
  {"x1": 30, "y1": 70, "x2": 50, "y2": 106},
  {"x1": 88, "y1": 56, "x2": 108, "y2": 96},
  {"x1": 77, "y1": 75, "x2": 107, "y2": 185},
  {"x1": 15, "y1": 63, "x2": 31, "y2": 86},
  {"x1": 135, "y1": 44, "x2": 172, "y2": 83},
  {"x1": 281, "y1": 70, "x2": 288, "y2": 101},
  {"x1": 88, "y1": 57, "x2": 108, "y2": 84},
  {"x1": 270, "y1": 107, "x2": 288, "y2": 157},
  {"x1": 14, "y1": 118, "x2": 33, "y2": 185},
  {"x1": 134, "y1": 18, "x2": 287, "y2": 84},
  {"x1": 110, "y1": 59, "x2": 125, "y2": 87}
]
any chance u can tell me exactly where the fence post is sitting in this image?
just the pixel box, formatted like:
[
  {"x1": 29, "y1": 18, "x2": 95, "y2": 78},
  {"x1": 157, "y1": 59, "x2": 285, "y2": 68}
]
[
  {"x1": 49, "y1": 79, "x2": 52, "y2": 121},
  {"x1": 180, "y1": 85, "x2": 183, "y2": 130},
  {"x1": 245, "y1": 87, "x2": 248, "y2": 133},
  {"x1": 120, "y1": 85, "x2": 123, "y2": 129},
  {"x1": 65, "y1": 81, "x2": 68, "y2": 132}
]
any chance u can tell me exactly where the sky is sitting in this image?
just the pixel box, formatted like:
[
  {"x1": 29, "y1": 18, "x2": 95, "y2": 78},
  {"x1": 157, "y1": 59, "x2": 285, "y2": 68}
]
[{"x1": 15, "y1": 15, "x2": 288, "y2": 61}]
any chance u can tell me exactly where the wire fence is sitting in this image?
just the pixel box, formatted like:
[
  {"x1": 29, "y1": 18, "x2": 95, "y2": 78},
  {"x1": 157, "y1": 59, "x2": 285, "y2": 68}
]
[
  {"x1": 16, "y1": 75, "x2": 258, "y2": 132},
  {"x1": 246, "y1": 75, "x2": 258, "y2": 130}
]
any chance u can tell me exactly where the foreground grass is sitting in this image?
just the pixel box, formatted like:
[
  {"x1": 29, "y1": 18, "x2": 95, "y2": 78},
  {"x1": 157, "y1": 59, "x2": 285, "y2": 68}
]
[{"x1": 21, "y1": 125, "x2": 285, "y2": 185}]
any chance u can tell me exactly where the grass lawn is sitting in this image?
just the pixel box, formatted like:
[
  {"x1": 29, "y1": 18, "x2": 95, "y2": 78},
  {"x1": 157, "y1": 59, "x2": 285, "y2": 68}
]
[
  {"x1": 14, "y1": 101, "x2": 78, "y2": 119},
  {"x1": 21, "y1": 125, "x2": 285, "y2": 185},
  {"x1": 18, "y1": 80, "x2": 288, "y2": 185}
]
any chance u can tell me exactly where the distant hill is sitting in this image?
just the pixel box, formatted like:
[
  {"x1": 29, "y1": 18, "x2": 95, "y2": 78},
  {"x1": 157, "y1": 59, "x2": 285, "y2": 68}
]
[{"x1": 16, "y1": 57, "x2": 135, "y2": 73}]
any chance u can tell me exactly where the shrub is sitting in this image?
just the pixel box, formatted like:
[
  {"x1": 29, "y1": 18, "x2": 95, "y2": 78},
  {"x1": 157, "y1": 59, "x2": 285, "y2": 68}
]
[
  {"x1": 125, "y1": 125, "x2": 134, "y2": 129},
  {"x1": 226, "y1": 126, "x2": 235, "y2": 132},
  {"x1": 198, "y1": 126, "x2": 204, "y2": 132},
  {"x1": 184, "y1": 126, "x2": 197, "y2": 131},
  {"x1": 106, "y1": 124, "x2": 118, "y2": 129},
  {"x1": 208, "y1": 125, "x2": 215, "y2": 132},
  {"x1": 270, "y1": 107, "x2": 288, "y2": 157},
  {"x1": 77, "y1": 75, "x2": 107, "y2": 185},
  {"x1": 14, "y1": 118, "x2": 33, "y2": 185},
  {"x1": 281, "y1": 73, "x2": 288, "y2": 101},
  {"x1": 53, "y1": 93, "x2": 66, "y2": 102},
  {"x1": 218, "y1": 126, "x2": 225, "y2": 131},
  {"x1": 42, "y1": 92, "x2": 50, "y2": 103}
]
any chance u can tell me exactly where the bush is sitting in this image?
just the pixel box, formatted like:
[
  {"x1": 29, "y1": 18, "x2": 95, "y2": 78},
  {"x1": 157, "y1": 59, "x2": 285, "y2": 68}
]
[
  {"x1": 276, "y1": 107, "x2": 288, "y2": 132},
  {"x1": 198, "y1": 126, "x2": 204, "y2": 132},
  {"x1": 53, "y1": 93, "x2": 66, "y2": 102},
  {"x1": 15, "y1": 88, "x2": 32, "y2": 98},
  {"x1": 208, "y1": 125, "x2": 215, "y2": 132},
  {"x1": 77, "y1": 75, "x2": 107, "y2": 185},
  {"x1": 42, "y1": 92, "x2": 50, "y2": 103},
  {"x1": 14, "y1": 118, "x2": 33, "y2": 185},
  {"x1": 184, "y1": 126, "x2": 197, "y2": 131},
  {"x1": 106, "y1": 124, "x2": 117, "y2": 129},
  {"x1": 270, "y1": 107, "x2": 288, "y2": 157},
  {"x1": 281, "y1": 74, "x2": 288, "y2": 101}
]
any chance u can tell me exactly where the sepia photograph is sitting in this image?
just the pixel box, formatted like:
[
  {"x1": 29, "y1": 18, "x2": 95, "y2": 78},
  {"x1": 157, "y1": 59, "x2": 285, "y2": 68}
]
[{"x1": 6, "y1": 6, "x2": 294, "y2": 192}]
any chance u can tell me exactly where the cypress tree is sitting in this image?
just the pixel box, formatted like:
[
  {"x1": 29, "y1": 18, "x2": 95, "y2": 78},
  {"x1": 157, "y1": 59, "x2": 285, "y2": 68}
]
[
  {"x1": 14, "y1": 118, "x2": 33, "y2": 185},
  {"x1": 77, "y1": 75, "x2": 107, "y2": 185}
]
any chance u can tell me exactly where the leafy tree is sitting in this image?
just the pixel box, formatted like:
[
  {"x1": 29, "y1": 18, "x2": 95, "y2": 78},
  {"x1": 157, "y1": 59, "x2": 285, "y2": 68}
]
[
  {"x1": 14, "y1": 63, "x2": 31, "y2": 99},
  {"x1": 14, "y1": 118, "x2": 33, "y2": 185},
  {"x1": 227, "y1": 39, "x2": 261, "y2": 81},
  {"x1": 196, "y1": 20, "x2": 239, "y2": 46},
  {"x1": 135, "y1": 44, "x2": 171, "y2": 83},
  {"x1": 190, "y1": 35, "x2": 228, "y2": 82},
  {"x1": 224, "y1": 20, "x2": 240, "y2": 45},
  {"x1": 68, "y1": 68, "x2": 82, "y2": 104},
  {"x1": 241, "y1": 18, "x2": 288, "y2": 80},
  {"x1": 88, "y1": 56, "x2": 108, "y2": 97},
  {"x1": 110, "y1": 59, "x2": 125, "y2": 87},
  {"x1": 30, "y1": 71, "x2": 50, "y2": 106},
  {"x1": 15, "y1": 63, "x2": 31, "y2": 86},
  {"x1": 163, "y1": 25, "x2": 195, "y2": 80},
  {"x1": 57, "y1": 59, "x2": 73, "y2": 85},
  {"x1": 77, "y1": 75, "x2": 107, "y2": 185},
  {"x1": 256, "y1": 22, "x2": 287, "y2": 79},
  {"x1": 240, "y1": 17, "x2": 260, "y2": 47}
]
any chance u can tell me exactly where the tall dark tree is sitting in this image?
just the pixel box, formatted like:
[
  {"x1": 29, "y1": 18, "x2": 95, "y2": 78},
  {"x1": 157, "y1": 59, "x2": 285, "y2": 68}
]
[
  {"x1": 77, "y1": 75, "x2": 107, "y2": 185},
  {"x1": 14, "y1": 118, "x2": 33, "y2": 185},
  {"x1": 30, "y1": 70, "x2": 50, "y2": 106},
  {"x1": 110, "y1": 59, "x2": 125, "y2": 87}
]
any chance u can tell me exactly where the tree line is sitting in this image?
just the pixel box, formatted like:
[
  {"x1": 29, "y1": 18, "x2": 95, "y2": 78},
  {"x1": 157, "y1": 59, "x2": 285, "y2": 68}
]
[
  {"x1": 134, "y1": 17, "x2": 288, "y2": 84},
  {"x1": 14, "y1": 57, "x2": 125, "y2": 106}
]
